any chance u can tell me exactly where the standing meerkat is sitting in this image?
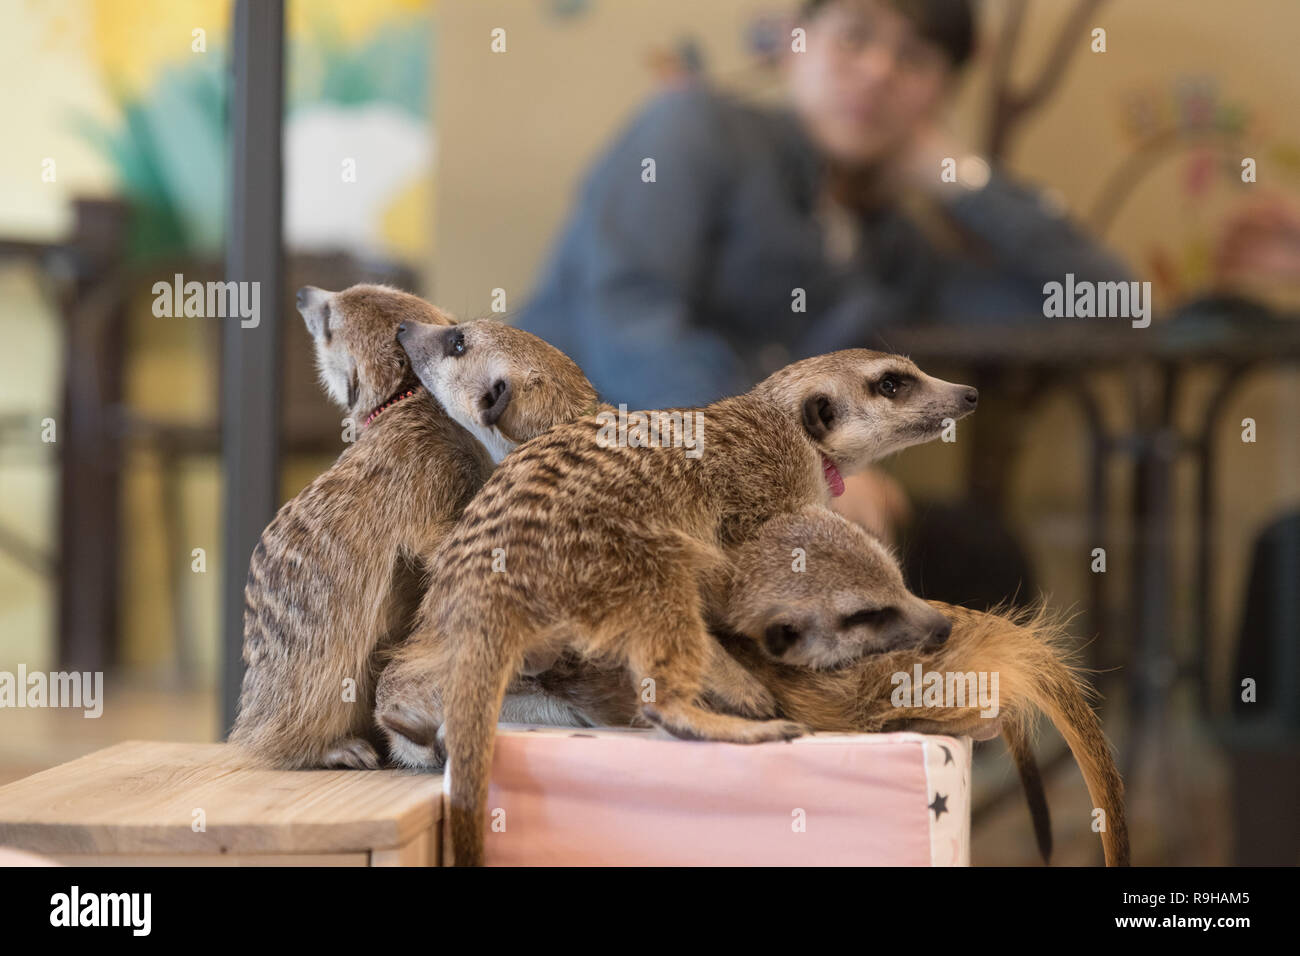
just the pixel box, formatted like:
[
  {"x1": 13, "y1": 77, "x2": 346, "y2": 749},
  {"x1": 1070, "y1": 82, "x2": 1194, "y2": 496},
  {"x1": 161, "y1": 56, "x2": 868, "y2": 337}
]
[
  {"x1": 383, "y1": 320, "x2": 978, "y2": 865},
  {"x1": 374, "y1": 319, "x2": 781, "y2": 764}
]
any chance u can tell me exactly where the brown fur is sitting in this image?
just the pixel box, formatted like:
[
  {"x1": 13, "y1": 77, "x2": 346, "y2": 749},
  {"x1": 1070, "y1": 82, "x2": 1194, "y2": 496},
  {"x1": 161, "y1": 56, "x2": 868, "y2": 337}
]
[
  {"x1": 229, "y1": 285, "x2": 496, "y2": 769},
  {"x1": 380, "y1": 337, "x2": 977, "y2": 865}
]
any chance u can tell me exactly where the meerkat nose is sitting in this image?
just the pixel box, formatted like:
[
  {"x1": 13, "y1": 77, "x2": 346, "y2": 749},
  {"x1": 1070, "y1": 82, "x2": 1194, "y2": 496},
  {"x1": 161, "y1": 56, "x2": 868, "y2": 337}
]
[
  {"x1": 929, "y1": 618, "x2": 952, "y2": 646},
  {"x1": 963, "y1": 387, "x2": 979, "y2": 407}
]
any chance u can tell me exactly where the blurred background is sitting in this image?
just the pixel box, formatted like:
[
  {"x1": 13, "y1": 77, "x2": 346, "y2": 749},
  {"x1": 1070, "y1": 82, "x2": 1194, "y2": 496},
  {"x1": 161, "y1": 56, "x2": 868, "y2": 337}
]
[{"x1": 0, "y1": 0, "x2": 1296, "y2": 865}]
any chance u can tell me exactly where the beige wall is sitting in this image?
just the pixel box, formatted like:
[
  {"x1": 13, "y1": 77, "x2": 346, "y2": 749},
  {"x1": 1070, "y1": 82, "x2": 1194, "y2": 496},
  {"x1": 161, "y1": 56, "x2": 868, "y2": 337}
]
[{"x1": 433, "y1": 0, "x2": 774, "y2": 316}]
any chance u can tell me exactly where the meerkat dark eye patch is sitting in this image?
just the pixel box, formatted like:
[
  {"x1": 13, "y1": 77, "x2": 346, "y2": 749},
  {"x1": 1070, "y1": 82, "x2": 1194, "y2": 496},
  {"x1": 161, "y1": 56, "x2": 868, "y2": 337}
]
[
  {"x1": 763, "y1": 622, "x2": 802, "y2": 657},
  {"x1": 842, "y1": 607, "x2": 896, "y2": 629},
  {"x1": 873, "y1": 372, "x2": 913, "y2": 399},
  {"x1": 445, "y1": 329, "x2": 467, "y2": 358},
  {"x1": 801, "y1": 394, "x2": 835, "y2": 440},
  {"x1": 480, "y1": 378, "x2": 512, "y2": 427}
]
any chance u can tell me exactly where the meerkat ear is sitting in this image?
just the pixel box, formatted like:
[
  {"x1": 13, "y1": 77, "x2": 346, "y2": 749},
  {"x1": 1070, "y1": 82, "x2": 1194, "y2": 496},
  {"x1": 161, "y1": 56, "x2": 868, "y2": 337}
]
[
  {"x1": 801, "y1": 394, "x2": 835, "y2": 440},
  {"x1": 480, "y1": 378, "x2": 512, "y2": 428},
  {"x1": 346, "y1": 368, "x2": 360, "y2": 409}
]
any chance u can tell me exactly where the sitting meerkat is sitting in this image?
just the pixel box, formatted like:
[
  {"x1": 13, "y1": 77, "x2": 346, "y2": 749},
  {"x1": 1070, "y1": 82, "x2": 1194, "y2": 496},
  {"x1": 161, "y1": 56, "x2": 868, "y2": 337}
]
[
  {"x1": 228, "y1": 285, "x2": 496, "y2": 769},
  {"x1": 231, "y1": 287, "x2": 595, "y2": 770},
  {"x1": 382, "y1": 319, "x2": 979, "y2": 865}
]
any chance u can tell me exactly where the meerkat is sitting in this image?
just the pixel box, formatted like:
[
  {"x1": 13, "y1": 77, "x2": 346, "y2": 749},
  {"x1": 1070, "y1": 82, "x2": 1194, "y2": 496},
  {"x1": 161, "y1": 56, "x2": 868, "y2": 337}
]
[
  {"x1": 728, "y1": 604, "x2": 1130, "y2": 867},
  {"x1": 374, "y1": 319, "x2": 782, "y2": 762},
  {"x1": 229, "y1": 284, "x2": 501, "y2": 770},
  {"x1": 381, "y1": 320, "x2": 979, "y2": 865},
  {"x1": 710, "y1": 509, "x2": 1130, "y2": 867}
]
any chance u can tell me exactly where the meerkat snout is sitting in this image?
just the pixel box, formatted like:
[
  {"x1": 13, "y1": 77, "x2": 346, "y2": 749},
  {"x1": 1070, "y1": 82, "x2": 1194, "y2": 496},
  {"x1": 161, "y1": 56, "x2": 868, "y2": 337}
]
[{"x1": 901, "y1": 600, "x2": 952, "y2": 651}]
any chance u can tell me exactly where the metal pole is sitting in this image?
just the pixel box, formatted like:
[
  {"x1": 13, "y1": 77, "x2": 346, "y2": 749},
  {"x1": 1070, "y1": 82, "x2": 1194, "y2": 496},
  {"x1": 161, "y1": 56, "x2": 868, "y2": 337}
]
[{"x1": 221, "y1": 0, "x2": 284, "y2": 736}]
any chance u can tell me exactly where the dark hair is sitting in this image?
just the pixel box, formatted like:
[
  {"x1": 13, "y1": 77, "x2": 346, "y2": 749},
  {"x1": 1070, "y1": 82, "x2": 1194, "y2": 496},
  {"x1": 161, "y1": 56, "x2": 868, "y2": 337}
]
[{"x1": 801, "y1": 0, "x2": 976, "y2": 71}]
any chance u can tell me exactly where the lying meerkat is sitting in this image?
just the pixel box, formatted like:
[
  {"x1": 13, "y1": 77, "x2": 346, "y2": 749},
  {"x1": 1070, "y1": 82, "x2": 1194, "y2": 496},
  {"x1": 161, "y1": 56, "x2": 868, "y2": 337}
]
[
  {"x1": 727, "y1": 602, "x2": 1129, "y2": 867},
  {"x1": 381, "y1": 320, "x2": 979, "y2": 865},
  {"x1": 229, "y1": 285, "x2": 501, "y2": 769},
  {"x1": 710, "y1": 508, "x2": 1130, "y2": 867}
]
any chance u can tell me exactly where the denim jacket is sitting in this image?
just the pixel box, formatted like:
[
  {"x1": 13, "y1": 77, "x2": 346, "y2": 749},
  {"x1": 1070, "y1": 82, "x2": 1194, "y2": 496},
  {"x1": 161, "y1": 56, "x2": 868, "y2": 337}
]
[{"x1": 519, "y1": 85, "x2": 1131, "y2": 408}]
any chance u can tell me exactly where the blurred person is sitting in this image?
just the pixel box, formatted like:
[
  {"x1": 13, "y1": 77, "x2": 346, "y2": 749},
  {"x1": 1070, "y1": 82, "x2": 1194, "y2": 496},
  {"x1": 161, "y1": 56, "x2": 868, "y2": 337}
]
[{"x1": 519, "y1": 0, "x2": 1130, "y2": 552}]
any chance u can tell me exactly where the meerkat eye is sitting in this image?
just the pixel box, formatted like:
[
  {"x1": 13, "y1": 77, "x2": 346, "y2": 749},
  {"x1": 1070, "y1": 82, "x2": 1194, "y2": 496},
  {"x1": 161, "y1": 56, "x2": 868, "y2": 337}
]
[
  {"x1": 842, "y1": 607, "x2": 895, "y2": 628},
  {"x1": 445, "y1": 330, "x2": 467, "y2": 358},
  {"x1": 762, "y1": 622, "x2": 802, "y2": 657},
  {"x1": 874, "y1": 373, "x2": 912, "y2": 399}
]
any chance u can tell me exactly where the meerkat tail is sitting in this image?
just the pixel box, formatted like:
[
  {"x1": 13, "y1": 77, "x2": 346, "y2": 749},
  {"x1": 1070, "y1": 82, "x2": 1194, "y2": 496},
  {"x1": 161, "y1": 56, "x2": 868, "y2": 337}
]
[
  {"x1": 444, "y1": 622, "x2": 524, "y2": 867},
  {"x1": 1005, "y1": 721, "x2": 1052, "y2": 865},
  {"x1": 1018, "y1": 648, "x2": 1130, "y2": 867},
  {"x1": 929, "y1": 603, "x2": 1130, "y2": 867}
]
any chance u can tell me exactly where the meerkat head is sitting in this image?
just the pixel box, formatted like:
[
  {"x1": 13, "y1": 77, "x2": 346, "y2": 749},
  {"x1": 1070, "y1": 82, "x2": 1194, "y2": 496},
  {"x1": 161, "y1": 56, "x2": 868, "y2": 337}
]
[
  {"x1": 396, "y1": 318, "x2": 598, "y2": 463},
  {"x1": 296, "y1": 284, "x2": 451, "y2": 417},
  {"x1": 755, "y1": 350, "x2": 978, "y2": 490},
  {"x1": 725, "y1": 507, "x2": 951, "y2": 669}
]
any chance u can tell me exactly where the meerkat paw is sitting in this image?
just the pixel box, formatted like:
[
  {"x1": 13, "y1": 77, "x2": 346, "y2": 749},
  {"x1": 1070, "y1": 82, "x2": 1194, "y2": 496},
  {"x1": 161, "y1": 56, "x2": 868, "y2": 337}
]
[
  {"x1": 699, "y1": 641, "x2": 779, "y2": 718},
  {"x1": 641, "y1": 702, "x2": 808, "y2": 744},
  {"x1": 701, "y1": 683, "x2": 778, "y2": 720},
  {"x1": 321, "y1": 737, "x2": 382, "y2": 770},
  {"x1": 377, "y1": 701, "x2": 447, "y2": 770}
]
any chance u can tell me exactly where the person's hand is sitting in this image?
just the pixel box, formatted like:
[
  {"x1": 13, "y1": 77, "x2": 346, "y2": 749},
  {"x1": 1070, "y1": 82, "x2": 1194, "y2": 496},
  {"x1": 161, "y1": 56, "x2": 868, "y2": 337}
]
[
  {"x1": 883, "y1": 120, "x2": 974, "y2": 197},
  {"x1": 826, "y1": 121, "x2": 963, "y2": 211},
  {"x1": 1214, "y1": 199, "x2": 1300, "y2": 284},
  {"x1": 830, "y1": 467, "x2": 911, "y2": 546}
]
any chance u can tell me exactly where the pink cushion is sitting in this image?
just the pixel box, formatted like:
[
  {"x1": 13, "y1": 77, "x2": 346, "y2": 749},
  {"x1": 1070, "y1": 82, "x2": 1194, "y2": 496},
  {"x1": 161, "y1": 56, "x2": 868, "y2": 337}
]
[{"x1": 446, "y1": 727, "x2": 971, "y2": 866}]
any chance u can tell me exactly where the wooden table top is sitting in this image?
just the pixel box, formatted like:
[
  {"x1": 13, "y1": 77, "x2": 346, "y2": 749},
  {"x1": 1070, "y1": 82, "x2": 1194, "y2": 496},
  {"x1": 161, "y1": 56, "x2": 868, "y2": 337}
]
[{"x1": 0, "y1": 741, "x2": 443, "y2": 856}]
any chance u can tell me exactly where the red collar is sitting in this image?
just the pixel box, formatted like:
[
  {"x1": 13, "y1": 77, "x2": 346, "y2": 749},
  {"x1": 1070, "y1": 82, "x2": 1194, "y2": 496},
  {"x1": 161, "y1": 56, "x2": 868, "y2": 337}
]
[{"x1": 365, "y1": 385, "x2": 421, "y2": 427}]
